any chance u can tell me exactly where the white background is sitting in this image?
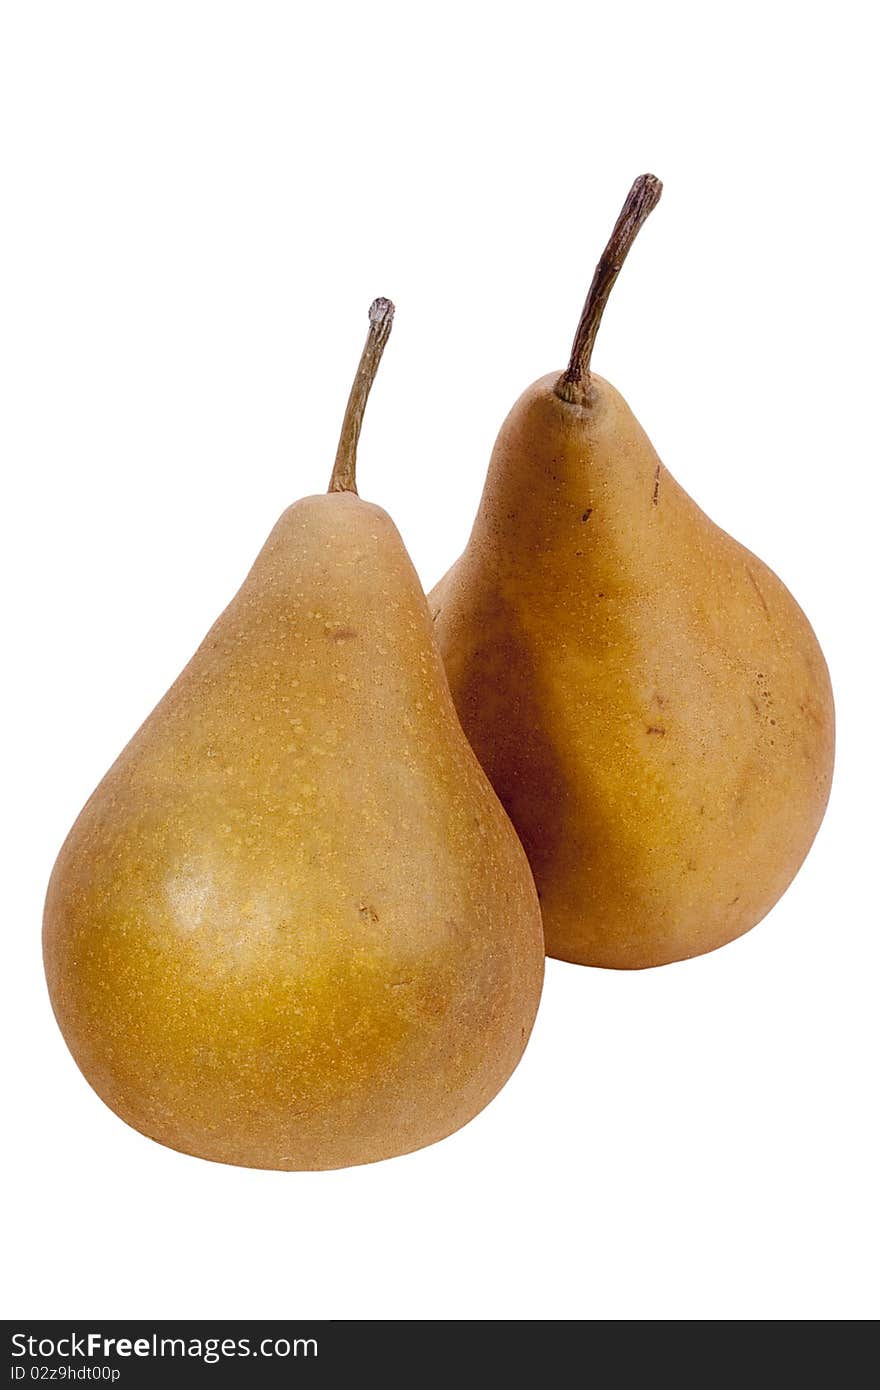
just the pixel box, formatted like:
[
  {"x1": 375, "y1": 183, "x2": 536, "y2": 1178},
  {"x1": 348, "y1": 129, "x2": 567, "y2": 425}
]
[{"x1": 2, "y1": 2, "x2": 877, "y2": 1321}]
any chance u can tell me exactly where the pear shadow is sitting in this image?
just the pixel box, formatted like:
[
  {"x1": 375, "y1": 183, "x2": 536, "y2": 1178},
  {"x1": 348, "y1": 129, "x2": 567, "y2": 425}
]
[
  {"x1": 439, "y1": 579, "x2": 670, "y2": 967},
  {"x1": 442, "y1": 590, "x2": 585, "y2": 925}
]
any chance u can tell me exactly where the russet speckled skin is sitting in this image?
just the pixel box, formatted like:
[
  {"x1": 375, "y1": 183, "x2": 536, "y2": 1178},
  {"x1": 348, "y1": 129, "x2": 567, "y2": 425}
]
[
  {"x1": 44, "y1": 494, "x2": 544, "y2": 1169},
  {"x1": 430, "y1": 374, "x2": 834, "y2": 968}
]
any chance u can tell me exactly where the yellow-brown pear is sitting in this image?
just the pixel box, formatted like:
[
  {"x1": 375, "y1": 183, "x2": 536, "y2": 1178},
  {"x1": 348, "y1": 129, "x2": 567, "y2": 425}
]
[
  {"x1": 431, "y1": 179, "x2": 834, "y2": 969},
  {"x1": 44, "y1": 299, "x2": 544, "y2": 1168}
]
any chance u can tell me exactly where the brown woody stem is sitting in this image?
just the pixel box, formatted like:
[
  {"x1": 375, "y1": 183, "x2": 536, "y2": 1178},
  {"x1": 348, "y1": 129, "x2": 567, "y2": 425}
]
[
  {"x1": 555, "y1": 174, "x2": 662, "y2": 406},
  {"x1": 328, "y1": 297, "x2": 395, "y2": 494}
]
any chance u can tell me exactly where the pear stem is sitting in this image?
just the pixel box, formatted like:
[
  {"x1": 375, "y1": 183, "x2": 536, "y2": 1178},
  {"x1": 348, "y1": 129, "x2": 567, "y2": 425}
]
[
  {"x1": 555, "y1": 174, "x2": 662, "y2": 406},
  {"x1": 328, "y1": 297, "x2": 395, "y2": 494}
]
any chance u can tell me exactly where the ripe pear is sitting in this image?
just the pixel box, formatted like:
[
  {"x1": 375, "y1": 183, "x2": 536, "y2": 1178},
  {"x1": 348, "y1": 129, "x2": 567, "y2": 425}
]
[
  {"x1": 431, "y1": 179, "x2": 834, "y2": 969},
  {"x1": 44, "y1": 299, "x2": 544, "y2": 1169}
]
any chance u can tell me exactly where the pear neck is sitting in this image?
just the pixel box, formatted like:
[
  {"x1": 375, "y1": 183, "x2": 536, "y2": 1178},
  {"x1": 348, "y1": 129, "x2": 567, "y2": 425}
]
[{"x1": 470, "y1": 377, "x2": 666, "y2": 571}]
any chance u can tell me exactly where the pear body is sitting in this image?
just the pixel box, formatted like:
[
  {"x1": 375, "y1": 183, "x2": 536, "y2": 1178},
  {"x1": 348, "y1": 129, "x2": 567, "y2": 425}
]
[
  {"x1": 44, "y1": 494, "x2": 543, "y2": 1168},
  {"x1": 431, "y1": 375, "x2": 834, "y2": 968}
]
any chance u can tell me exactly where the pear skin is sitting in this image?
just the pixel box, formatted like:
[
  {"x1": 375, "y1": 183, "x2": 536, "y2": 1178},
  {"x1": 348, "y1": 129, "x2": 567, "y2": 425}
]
[
  {"x1": 431, "y1": 182, "x2": 834, "y2": 969},
  {"x1": 44, "y1": 302, "x2": 544, "y2": 1168}
]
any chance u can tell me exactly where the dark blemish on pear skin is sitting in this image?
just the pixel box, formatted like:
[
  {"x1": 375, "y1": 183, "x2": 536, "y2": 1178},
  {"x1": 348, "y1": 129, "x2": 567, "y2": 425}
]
[
  {"x1": 646, "y1": 725, "x2": 666, "y2": 736},
  {"x1": 746, "y1": 568, "x2": 771, "y2": 618},
  {"x1": 326, "y1": 626, "x2": 358, "y2": 642},
  {"x1": 652, "y1": 464, "x2": 661, "y2": 505},
  {"x1": 581, "y1": 509, "x2": 592, "y2": 522}
]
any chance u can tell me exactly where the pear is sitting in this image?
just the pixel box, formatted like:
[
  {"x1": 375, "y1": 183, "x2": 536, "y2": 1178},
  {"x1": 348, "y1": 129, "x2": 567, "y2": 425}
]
[
  {"x1": 44, "y1": 299, "x2": 544, "y2": 1169},
  {"x1": 431, "y1": 179, "x2": 834, "y2": 969}
]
